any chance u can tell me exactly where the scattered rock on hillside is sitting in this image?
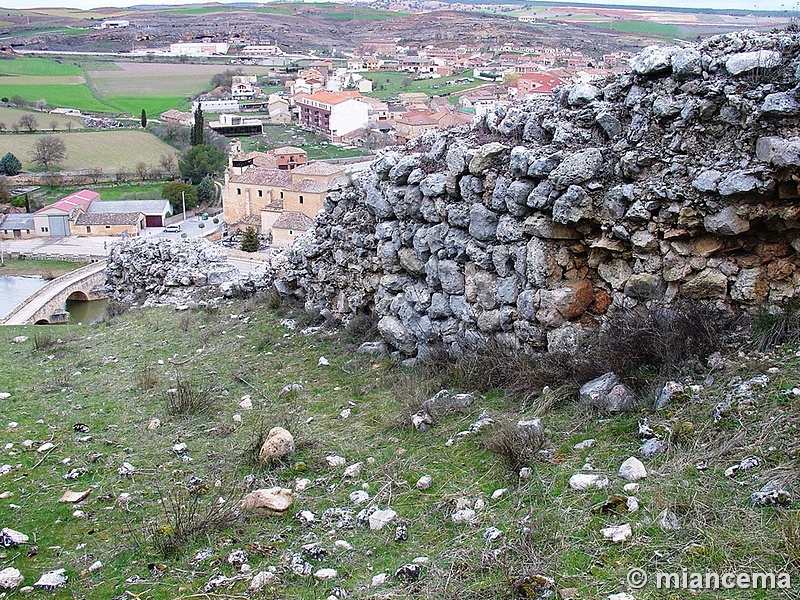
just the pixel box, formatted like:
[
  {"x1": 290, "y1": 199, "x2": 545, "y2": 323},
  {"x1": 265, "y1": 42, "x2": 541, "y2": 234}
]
[
  {"x1": 639, "y1": 438, "x2": 667, "y2": 459},
  {"x1": 600, "y1": 523, "x2": 632, "y2": 543},
  {"x1": 751, "y1": 489, "x2": 792, "y2": 507},
  {"x1": 568, "y1": 473, "x2": 610, "y2": 491},
  {"x1": 0, "y1": 567, "x2": 23, "y2": 590},
  {"x1": 0, "y1": 528, "x2": 29, "y2": 547},
  {"x1": 249, "y1": 570, "x2": 277, "y2": 591},
  {"x1": 618, "y1": 457, "x2": 647, "y2": 482},
  {"x1": 33, "y1": 569, "x2": 67, "y2": 591},
  {"x1": 416, "y1": 475, "x2": 433, "y2": 490},
  {"x1": 258, "y1": 427, "x2": 295, "y2": 463},
  {"x1": 58, "y1": 489, "x2": 90, "y2": 503},
  {"x1": 656, "y1": 508, "x2": 681, "y2": 531},
  {"x1": 580, "y1": 373, "x2": 637, "y2": 413},
  {"x1": 393, "y1": 563, "x2": 422, "y2": 582},
  {"x1": 241, "y1": 487, "x2": 294, "y2": 514},
  {"x1": 513, "y1": 573, "x2": 556, "y2": 599},
  {"x1": 369, "y1": 508, "x2": 397, "y2": 531}
]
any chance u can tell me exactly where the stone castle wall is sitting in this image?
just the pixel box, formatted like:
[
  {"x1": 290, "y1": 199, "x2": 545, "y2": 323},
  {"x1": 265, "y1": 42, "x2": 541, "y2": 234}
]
[
  {"x1": 264, "y1": 30, "x2": 800, "y2": 357},
  {"x1": 107, "y1": 31, "x2": 800, "y2": 358}
]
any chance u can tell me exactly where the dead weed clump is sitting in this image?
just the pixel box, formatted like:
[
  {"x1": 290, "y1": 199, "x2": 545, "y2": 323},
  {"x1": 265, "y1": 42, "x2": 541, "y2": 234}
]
[
  {"x1": 434, "y1": 301, "x2": 728, "y2": 406},
  {"x1": 142, "y1": 484, "x2": 242, "y2": 558},
  {"x1": 163, "y1": 374, "x2": 215, "y2": 417},
  {"x1": 484, "y1": 418, "x2": 547, "y2": 471}
]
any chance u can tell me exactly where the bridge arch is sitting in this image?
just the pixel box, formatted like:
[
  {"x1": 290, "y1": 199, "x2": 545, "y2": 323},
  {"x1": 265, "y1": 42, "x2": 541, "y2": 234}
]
[
  {"x1": 67, "y1": 290, "x2": 90, "y2": 302},
  {"x1": 34, "y1": 319, "x2": 50, "y2": 325}
]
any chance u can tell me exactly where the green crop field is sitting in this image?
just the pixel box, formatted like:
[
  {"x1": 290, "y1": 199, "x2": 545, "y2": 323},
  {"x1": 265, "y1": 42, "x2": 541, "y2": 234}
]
[
  {"x1": 0, "y1": 83, "x2": 115, "y2": 113},
  {"x1": 584, "y1": 20, "x2": 680, "y2": 37},
  {"x1": 0, "y1": 130, "x2": 178, "y2": 173},
  {"x1": 156, "y1": 2, "x2": 403, "y2": 18},
  {"x1": 0, "y1": 57, "x2": 82, "y2": 77},
  {"x1": 365, "y1": 70, "x2": 484, "y2": 101}
]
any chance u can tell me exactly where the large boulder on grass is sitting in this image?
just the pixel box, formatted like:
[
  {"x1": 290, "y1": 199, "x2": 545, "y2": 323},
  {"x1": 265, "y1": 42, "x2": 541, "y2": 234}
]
[
  {"x1": 579, "y1": 373, "x2": 637, "y2": 413},
  {"x1": 258, "y1": 427, "x2": 295, "y2": 462}
]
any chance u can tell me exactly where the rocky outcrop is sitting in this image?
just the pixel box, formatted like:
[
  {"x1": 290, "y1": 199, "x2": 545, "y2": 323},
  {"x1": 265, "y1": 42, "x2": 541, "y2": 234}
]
[
  {"x1": 109, "y1": 30, "x2": 800, "y2": 359},
  {"x1": 105, "y1": 237, "x2": 238, "y2": 306}
]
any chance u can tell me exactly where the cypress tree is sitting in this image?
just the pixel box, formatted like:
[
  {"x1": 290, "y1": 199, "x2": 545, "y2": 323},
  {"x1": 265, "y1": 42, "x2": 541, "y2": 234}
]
[
  {"x1": 140, "y1": 109, "x2": 147, "y2": 128},
  {"x1": 191, "y1": 106, "x2": 204, "y2": 146},
  {"x1": 240, "y1": 226, "x2": 260, "y2": 253}
]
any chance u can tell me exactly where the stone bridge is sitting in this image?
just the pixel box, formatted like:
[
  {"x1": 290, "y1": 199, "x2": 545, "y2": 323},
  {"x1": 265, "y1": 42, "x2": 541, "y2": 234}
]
[{"x1": 1, "y1": 261, "x2": 107, "y2": 325}]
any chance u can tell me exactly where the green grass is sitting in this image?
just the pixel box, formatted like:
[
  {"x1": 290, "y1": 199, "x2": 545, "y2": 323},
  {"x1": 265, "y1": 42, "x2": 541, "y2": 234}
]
[
  {"x1": 30, "y1": 183, "x2": 166, "y2": 206},
  {"x1": 0, "y1": 83, "x2": 116, "y2": 113},
  {"x1": 0, "y1": 57, "x2": 83, "y2": 77},
  {"x1": 364, "y1": 70, "x2": 484, "y2": 101},
  {"x1": 156, "y1": 3, "x2": 403, "y2": 19},
  {"x1": 242, "y1": 125, "x2": 369, "y2": 160},
  {"x1": 0, "y1": 130, "x2": 178, "y2": 172},
  {"x1": 0, "y1": 106, "x2": 83, "y2": 131},
  {"x1": 0, "y1": 297, "x2": 796, "y2": 599},
  {"x1": 584, "y1": 20, "x2": 681, "y2": 37},
  {"x1": 0, "y1": 258, "x2": 86, "y2": 278}
]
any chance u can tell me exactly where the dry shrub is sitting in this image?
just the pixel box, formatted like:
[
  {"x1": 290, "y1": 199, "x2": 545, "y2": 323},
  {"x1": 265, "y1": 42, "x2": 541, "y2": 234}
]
[
  {"x1": 433, "y1": 300, "x2": 727, "y2": 406},
  {"x1": 751, "y1": 299, "x2": 800, "y2": 352},
  {"x1": 484, "y1": 418, "x2": 546, "y2": 471},
  {"x1": 32, "y1": 330, "x2": 58, "y2": 351},
  {"x1": 139, "y1": 365, "x2": 160, "y2": 390},
  {"x1": 143, "y1": 484, "x2": 242, "y2": 558},
  {"x1": 164, "y1": 375, "x2": 215, "y2": 417}
]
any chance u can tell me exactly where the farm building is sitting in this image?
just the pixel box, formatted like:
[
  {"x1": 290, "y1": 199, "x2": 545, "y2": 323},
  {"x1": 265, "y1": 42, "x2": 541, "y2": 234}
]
[
  {"x1": 83, "y1": 199, "x2": 171, "y2": 229},
  {"x1": 170, "y1": 42, "x2": 229, "y2": 56},
  {"x1": 74, "y1": 211, "x2": 146, "y2": 237},
  {"x1": 33, "y1": 189, "x2": 98, "y2": 237},
  {"x1": 192, "y1": 99, "x2": 240, "y2": 114},
  {"x1": 14, "y1": 192, "x2": 171, "y2": 239},
  {"x1": 0, "y1": 213, "x2": 35, "y2": 239}
]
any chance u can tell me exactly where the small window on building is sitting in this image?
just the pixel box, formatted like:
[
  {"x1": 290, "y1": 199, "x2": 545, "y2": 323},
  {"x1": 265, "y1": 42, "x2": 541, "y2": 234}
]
[
  {"x1": 41, "y1": 227, "x2": 48, "y2": 233},
  {"x1": 105, "y1": 225, "x2": 111, "y2": 229},
  {"x1": 258, "y1": 190, "x2": 263, "y2": 197},
  {"x1": 289, "y1": 230, "x2": 293, "y2": 235},
  {"x1": 280, "y1": 191, "x2": 284, "y2": 199},
  {"x1": 236, "y1": 188, "x2": 242, "y2": 195},
  {"x1": 86, "y1": 227, "x2": 91, "y2": 233},
  {"x1": 299, "y1": 195, "x2": 304, "y2": 204}
]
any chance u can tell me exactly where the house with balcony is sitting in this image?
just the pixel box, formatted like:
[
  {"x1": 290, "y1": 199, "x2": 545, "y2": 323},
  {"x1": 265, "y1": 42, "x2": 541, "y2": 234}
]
[
  {"x1": 296, "y1": 91, "x2": 369, "y2": 142},
  {"x1": 208, "y1": 114, "x2": 264, "y2": 137}
]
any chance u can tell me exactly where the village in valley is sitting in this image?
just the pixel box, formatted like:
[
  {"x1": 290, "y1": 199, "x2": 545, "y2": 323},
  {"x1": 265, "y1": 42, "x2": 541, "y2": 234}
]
[{"x1": 0, "y1": 0, "x2": 683, "y2": 248}]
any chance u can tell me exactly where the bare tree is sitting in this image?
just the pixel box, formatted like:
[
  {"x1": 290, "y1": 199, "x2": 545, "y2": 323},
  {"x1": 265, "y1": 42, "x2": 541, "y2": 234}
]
[
  {"x1": 159, "y1": 154, "x2": 178, "y2": 179},
  {"x1": 31, "y1": 136, "x2": 67, "y2": 170},
  {"x1": 49, "y1": 120, "x2": 58, "y2": 132},
  {"x1": 87, "y1": 167, "x2": 104, "y2": 183},
  {"x1": 0, "y1": 122, "x2": 5, "y2": 132},
  {"x1": 66, "y1": 121, "x2": 74, "y2": 131},
  {"x1": 135, "y1": 161, "x2": 149, "y2": 181},
  {"x1": 17, "y1": 114, "x2": 38, "y2": 132}
]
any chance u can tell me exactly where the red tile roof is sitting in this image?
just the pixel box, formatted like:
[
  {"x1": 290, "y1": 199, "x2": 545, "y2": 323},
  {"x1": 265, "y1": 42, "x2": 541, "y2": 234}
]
[{"x1": 36, "y1": 189, "x2": 99, "y2": 214}]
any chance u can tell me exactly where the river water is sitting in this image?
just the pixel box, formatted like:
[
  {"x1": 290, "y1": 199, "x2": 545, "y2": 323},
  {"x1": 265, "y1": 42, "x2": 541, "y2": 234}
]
[
  {"x1": 1, "y1": 275, "x2": 108, "y2": 324},
  {"x1": 0, "y1": 275, "x2": 47, "y2": 319}
]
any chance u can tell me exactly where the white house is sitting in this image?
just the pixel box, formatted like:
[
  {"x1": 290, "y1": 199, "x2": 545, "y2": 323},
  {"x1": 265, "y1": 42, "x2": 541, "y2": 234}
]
[
  {"x1": 297, "y1": 91, "x2": 369, "y2": 141},
  {"x1": 192, "y1": 99, "x2": 240, "y2": 113}
]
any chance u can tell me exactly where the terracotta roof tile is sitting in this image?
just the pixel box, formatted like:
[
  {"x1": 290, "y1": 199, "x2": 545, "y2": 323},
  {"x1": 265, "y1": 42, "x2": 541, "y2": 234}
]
[{"x1": 272, "y1": 211, "x2": 314, "y2": 231}]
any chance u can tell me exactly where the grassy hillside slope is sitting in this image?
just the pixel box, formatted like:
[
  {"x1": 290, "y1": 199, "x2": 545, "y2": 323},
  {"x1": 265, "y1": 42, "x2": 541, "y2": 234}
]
[{"x1": 0, "y1": 298, "x2": 797, "y2": 599}]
